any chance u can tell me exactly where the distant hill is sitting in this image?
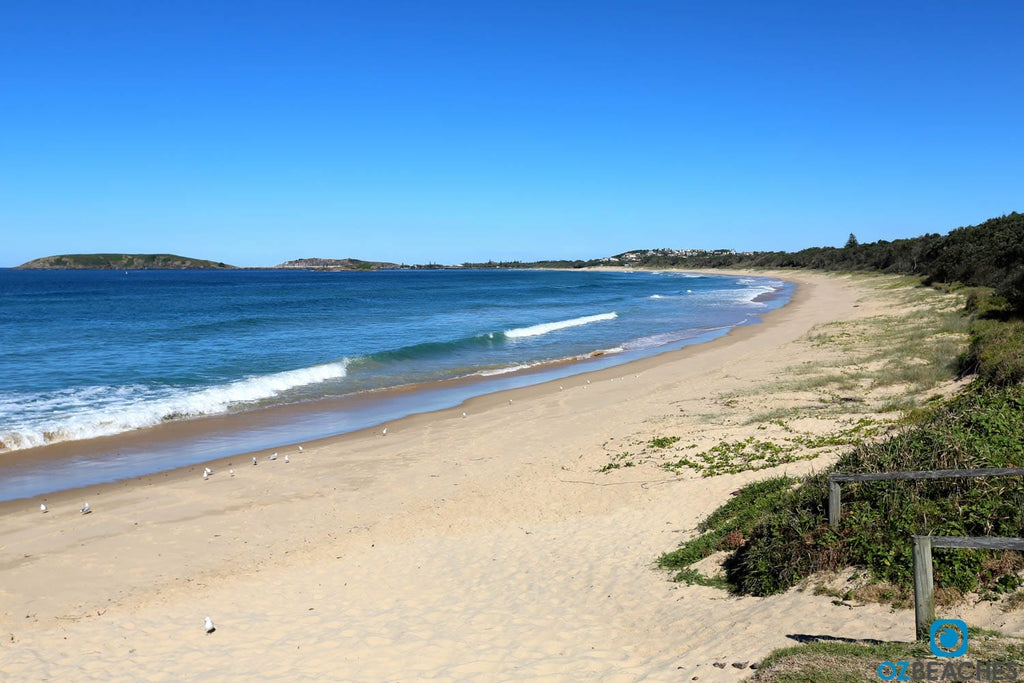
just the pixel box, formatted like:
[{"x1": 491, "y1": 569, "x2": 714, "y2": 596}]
[
  {"x1": 16, "y1": 253, "x2": 235, "y2": 270},
  {"x1": 276, "y1": 257, "x2": 401, "y2": 270}
]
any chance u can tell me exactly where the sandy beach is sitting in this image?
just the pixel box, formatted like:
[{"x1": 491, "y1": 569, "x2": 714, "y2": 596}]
[{"x1": 2, "y1": 269, "x2": 1021, "y2": 681}]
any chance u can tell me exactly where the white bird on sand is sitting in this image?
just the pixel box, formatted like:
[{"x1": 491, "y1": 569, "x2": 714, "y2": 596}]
[
  {"x1": 269, "y1": 452, "x2": 278, "y2": 460},
  {"x1": 40, "y1": 503, "x2": 47, "y2": 513},
  {"x1": 559, "y1": 385, "x2": 563, "y2": 391},
  {"x1": 204, "y1": 467, "x2": 213, "y2": 476},
  {"x1": 297, "y1": 445, "x2": 303, "y2": 452},
  {"x1": 461, "y1": 411, "x2": 467, "y2": 418},
  {"x1": 204, "y1": 616, "x2": 216, "y2": 634},
  {"x1": 252, "y1": 456, "x2": 258, "y2": 466},
  {"x1": 203, "y1": 471, "x2": 209, "y2": 481},
  {"x1": 229, "y1": 469, "x2": 235, "y2": 477},
  {"x1": 508, "y1": 399, "x2": 513, "y2": 405},
  {"x1": 284, "y1": 454, "x2": 290, "y2": 463},
  {"x1": 80, "y1": 502, "x2": 91, "y2": 515},
  {"x1": 382, "y1": 427, "x2": 388, "y2": 436}
]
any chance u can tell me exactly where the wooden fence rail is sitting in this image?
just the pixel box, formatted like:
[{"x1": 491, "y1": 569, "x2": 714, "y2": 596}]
[
  {"x1": 828, "y1": 467, "x2": 1024, "y2": 526},
  {"x1": 913, "y1": 535, "x2": 1024, "y2": 640}
]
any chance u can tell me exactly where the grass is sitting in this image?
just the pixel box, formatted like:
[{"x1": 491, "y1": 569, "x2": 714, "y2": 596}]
[
  {"x1": 772, "y1": 279, "x2": 972, "y2": 407},
  {"x1": 960, "y1": 318, "x2": 1024, "y2": 386},
  {"x1": 654, "y1": 279, "x2": 1024, "y2": 680},
  {"x1": 650, "y1": 418, "x2": 890, "y2": 477},
  {"x1": 741, "y1": 384, "x2": 1024, "y2": 597},
  {"x1": 657, "y1": 383, "x2": 1024, "y2": 600},
  {"x1": 656, "y1": 282, "x2": 1024, "y2": 598},
  {"x1": 752, "y1": 627, "x2": 1024, "y2": 682},
  {"x1": 657, "y1": 477, "x2": 797, "y2": 586}
]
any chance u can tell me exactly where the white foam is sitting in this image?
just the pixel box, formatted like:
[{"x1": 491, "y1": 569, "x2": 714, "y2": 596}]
[
  {"x1": 695, "y1": 280, "x2": 784, "y2": 307},
  {"x1": 505, "y1": 312, "x2": 618, "y2": 339},
  {"x1": 655, "y1": 270, "x2": 704, "y2": 278},
  {"x1": 624, "y1": 322, "x2": 745, "y2": 351},
  {"x1": 0, "y1": 360, "x2": 350, "y2": 451},
  {"x1": 477, "y1": 363, "x2": 536, "y2": 377}
]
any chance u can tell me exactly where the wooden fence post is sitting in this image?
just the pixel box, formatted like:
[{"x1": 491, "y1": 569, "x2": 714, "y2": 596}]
[
  {"x1": 828, "y1": 478, "x2": 841, "y2": 526},
  {"x1": 913, "y1": 535, "x2": 935, "y2": 641}
]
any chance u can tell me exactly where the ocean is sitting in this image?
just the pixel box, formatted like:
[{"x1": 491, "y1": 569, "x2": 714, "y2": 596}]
[{"x1": 0, "y1": 268, "x2": 794, "y2": 499}]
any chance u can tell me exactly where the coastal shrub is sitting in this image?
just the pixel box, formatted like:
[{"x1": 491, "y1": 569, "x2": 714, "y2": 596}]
[
  {"x1": 736, "y1": 385, "x2": 1024, "y2": 596},
  {"x1": 662, "y1": 385, "x2": 1024, "y2": 598},
  {"x1": 657, "y1": 476, "x2": 797, "y2": 585},
  {"x1": 959, "y1": 318, "x2": 1024, "y2": 386}
]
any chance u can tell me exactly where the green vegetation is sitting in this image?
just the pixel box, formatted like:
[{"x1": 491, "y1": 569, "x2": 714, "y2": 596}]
[
  {"x1": 625, "y1": 212, "x2": 1024, "y2": 311},
  {"x1": 659, "y1": 420, "x2": 887, "y2": 477},
  {"x1": 753, "y1": 385, "x2": 1023, "y2": 597},
  {"x1": 959, "y1": 317, "x2": 1024, "y2": 386},
  {"x1": 600, "y1": 415, "x2": 894, "y2": 478},
  {"x1": 648, "y1": 215, "x2": 1024, "y2": 679},
  {"x1": 275, "y1": 257, "x2": 401, "y2": 270},
  {"x1": 17, "y1": 253, "x2": 234, "y2": 270},
  {"x1": 751, "y1": 627, "x2": 1024, "y2": 682},
  {"x1": 655, "y1": 210, "x2": 1024, "y2": 613},
  {"x1": 661, "y1": 383, "x2": 1024, "y2": 599},
  {"x1": 463, "y1": 213, "x2": 1024, "y2": 312},
  {"x1": 658, "y1": 477, "x2": 797, "y2": 586}
]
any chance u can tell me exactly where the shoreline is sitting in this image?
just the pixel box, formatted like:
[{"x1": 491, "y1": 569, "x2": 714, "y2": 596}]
[
  {"x1": 0, "y1": 269, "x2": 793, "y2": 502},
  {"x1": 9, "y1": 268, "x2": 1012, "y2": 680}
]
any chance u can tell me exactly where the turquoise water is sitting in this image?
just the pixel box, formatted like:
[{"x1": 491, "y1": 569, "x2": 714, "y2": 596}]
[{"x1": 0, "y1": 268, "x2": 793, "y2": 498}]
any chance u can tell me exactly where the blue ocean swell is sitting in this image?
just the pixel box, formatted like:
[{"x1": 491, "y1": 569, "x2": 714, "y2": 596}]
[{"x1": 0, "y1": 268, "x2": 792, "y2": 451}]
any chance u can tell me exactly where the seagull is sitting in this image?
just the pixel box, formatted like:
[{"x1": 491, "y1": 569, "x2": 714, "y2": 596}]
[
  {"x1": 229, "y1": 469, "x2": 235, "y2": 477},
  {"x1": 40, "y1": 503, "x2": 47, "y2": 513},
  {"x1": 252, "y1": 456, "x2": 258, "y2": 466},
  {"x1": 269, "y1": 452, "x2": 278, "y2": 461},
  {"x1": 297, "y1": 445, "x2": 303, "y2": 452},
  {"x1": 461, "y1": 411, "x2": 467, "y2": 418},
  {"x1": 203, "y1": 471, "x2": 209, "y2": 481},
  {"x1": 284, "y1": 454, "x2": 290, "y2": 463},
  {"x1": 80, "y1": 502, "x2": 91, "y2": 515},
  {"x1": 204, "y1": 467, "x2": 213, "y2": 476},
  {"x1": 204, "y1": 616, "x2": 216, "y2": 634},
  {"x1": 382, "y1": 427, "x2": 387, "y2": 436},
  {"x1": 559, "y1": 385, "x2": 563, "y2": 391},
  {"x1": 508, "y1": 399, "x2": 513, "y2": 405},
  {"x1": 586, "y1": 379, "x2": 591, "y2": 384}
]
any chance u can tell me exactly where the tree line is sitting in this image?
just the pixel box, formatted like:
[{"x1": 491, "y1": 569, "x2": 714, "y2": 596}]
[{"x1": 680, "y1": 212, "x2": 1024, "y2": 311}]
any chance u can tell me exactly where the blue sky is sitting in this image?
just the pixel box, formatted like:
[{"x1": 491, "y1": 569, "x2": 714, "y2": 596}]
[{"x1": 1, "y1": 1, "x2": 1021, "y2": 267}]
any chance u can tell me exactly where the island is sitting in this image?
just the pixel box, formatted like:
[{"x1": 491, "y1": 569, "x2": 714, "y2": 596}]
[
  {"x1": 275, "y1": 257, "x2": 401, "y2": 270},
  {"x1": 16, "y1": 254, "x2": 236, "y2": 270}
]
